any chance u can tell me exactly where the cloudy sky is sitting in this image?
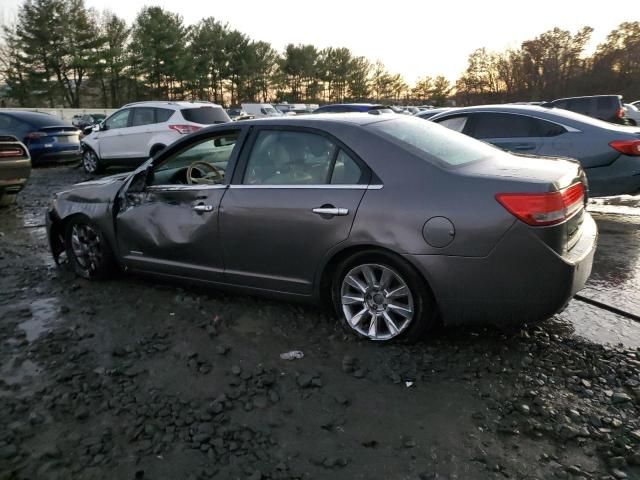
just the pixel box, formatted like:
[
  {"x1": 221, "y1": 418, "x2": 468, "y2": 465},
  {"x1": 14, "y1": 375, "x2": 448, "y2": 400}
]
[{"x1": 1, "y1": 0, "x2": 637, "y2": 83}]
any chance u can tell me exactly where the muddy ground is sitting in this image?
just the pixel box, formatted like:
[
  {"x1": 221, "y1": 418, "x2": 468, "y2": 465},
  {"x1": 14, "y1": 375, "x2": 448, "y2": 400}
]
[{"x1": 1, "y1": 166, "x2": 640, "y2": 480}]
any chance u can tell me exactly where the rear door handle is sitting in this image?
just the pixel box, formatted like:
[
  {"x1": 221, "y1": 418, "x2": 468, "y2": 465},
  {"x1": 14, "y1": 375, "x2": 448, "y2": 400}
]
[
  {"x1": 312, "y1": 207, "x2": 349, "y2": 216},
  {"x1": 193, "y1": 204, "x2": 214, "y2": 213}
]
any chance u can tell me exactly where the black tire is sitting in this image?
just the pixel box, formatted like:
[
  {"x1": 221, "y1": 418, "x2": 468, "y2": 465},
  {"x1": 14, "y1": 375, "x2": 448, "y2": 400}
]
[
  {"x1": 629, "y1": 119, "x2": 637, "y2": 126},
  {"x1": 0, "y1": 193, "x2": 17, "y2": 207},
  {"x1": 331, "y1": 250, "x2": 437, "y2": 343},
  {"x1": 64, "y1": 217, "x2": 116, "y2": 280},
  {"x1": 82, "y1": 147, "x2": 104, "y2": 175}
]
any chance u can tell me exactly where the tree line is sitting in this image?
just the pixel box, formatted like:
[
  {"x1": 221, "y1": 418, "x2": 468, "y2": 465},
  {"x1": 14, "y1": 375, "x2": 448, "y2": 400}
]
[{"x1": 1, "y1": 0, "x2": 639, "y2": 109}]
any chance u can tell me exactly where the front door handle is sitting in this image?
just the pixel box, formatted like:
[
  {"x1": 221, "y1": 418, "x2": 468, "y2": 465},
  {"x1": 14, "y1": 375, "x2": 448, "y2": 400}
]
[
  {"x1": 312, "y1": 207, "x2": 349, "y2": 216},
  {"x1": 193, "y1": 204, "x2": 214, "y2": 213}
]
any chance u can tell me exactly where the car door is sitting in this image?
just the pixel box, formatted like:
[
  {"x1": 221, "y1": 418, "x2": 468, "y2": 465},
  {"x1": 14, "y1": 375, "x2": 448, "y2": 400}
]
[
  {"x1": 123, "y1": 107, "x2": 156, "y2": 158},
  {"x1": 219, "y1": 127, "x2": 370, "y2": 294},
  {"x1": 97, "y1": 108, "x2": 132, "y2": 159},
  {"x1": 115, "y1": 127, "x2": 245, "y2": 282},
  {"x1": 466, "y1": 112, "x2": 541, "y2": 154}
]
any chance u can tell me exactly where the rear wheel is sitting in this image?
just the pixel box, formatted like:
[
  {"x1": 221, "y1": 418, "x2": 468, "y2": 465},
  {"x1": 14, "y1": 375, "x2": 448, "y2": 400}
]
[
  {"x1": 332, "y1": 251, "x2": 436, "y2": 343},
  {"x1": 82, "y1": 148, "x2": 103, "y2": 174},
  {"x1": 64, "y1": 217, "x2": 115, "y2": 279}
]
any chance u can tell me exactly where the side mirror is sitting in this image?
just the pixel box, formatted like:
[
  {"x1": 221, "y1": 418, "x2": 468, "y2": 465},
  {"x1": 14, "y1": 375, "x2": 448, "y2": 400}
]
[
  {"x1": 82, "y1": 126, "x2": 93, "y2": 136},
  {"x1": 98, "y1": 122, "x2": 107, "y2": 131}
]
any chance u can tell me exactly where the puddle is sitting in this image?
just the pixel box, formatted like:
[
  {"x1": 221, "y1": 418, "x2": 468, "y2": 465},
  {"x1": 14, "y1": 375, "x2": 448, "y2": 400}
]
[
  {"x1": 553, "y1": 300, "x2": 640, "y2": 349},
  {"x1": 18, "y1": 297, "x2": 60, "y2": 342},
  {"x1": 0, "y1": 358, "x2": 41, "y2": 385}
]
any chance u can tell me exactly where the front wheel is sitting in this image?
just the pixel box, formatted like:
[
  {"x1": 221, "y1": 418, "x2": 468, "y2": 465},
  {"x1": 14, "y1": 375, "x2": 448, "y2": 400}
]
[
  {"x1": 64, "y1": 217, "x2": 115, "y2": 279},
  {"x1": 332, "y1": 251, "x2": 436, "y2": 343},
  {"x1": 82, "y1": 148, "x2": 103, "y2": 174}
]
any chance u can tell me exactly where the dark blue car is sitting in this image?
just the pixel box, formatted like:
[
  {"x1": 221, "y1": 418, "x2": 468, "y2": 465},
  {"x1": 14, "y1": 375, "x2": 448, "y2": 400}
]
[
  {"x1": 0, "y1": 111, "x2": 81, "y2": 164},
  {"x1": 312, "y1": 103, "x2": 394, "y2": 114}
]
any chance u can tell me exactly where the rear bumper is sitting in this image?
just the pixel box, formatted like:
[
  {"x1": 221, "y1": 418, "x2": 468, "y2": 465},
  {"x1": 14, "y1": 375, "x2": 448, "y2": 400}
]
[
  {"x1": 29, "y1": 146, "x2": 81, "y2": 164},
  {"x1": 405, "y1": 213, "x2": 598, "y2": 326},
  {"x1": 586, "y1": 155, "x2": 640, "y2": 197},
  {"x1": 0, "y1": 158, "x2": 31, "y2": 195}
]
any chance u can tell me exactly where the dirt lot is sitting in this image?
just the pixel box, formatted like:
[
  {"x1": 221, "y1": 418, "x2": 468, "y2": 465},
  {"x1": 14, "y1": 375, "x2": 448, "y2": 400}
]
[{"x1": 1, "y1": 167, "x2": 640, "y2": 480}]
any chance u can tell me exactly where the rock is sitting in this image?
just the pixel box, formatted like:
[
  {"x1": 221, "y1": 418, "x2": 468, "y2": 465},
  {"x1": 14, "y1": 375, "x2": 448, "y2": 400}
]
[
  {"x1": 517, "y1": 404, "x2": 531, "y2": 415},
  {"x1": 297, "y1": 374, "x2": 313, "y2": 389},
  {"x1": 611, "y1": 469, "x2": 628, "y2": 479},
  {"x1": 612, "y1": 392, "x2": 632, "y2": 404},
  {"x1": 231, "y1": 365, "x2": 242, "y2": 376},
  {"x1": 610, "y1": 457, "x2": 626, "y2": 468},
  {"x1": 0, "y1": 444, "x2": 18, "y2": 459}
]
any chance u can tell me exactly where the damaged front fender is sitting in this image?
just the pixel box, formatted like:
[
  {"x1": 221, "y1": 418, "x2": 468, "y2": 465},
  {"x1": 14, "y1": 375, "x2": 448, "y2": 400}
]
[{"x1": 45, "y1": 173, "x2": 130, "y2": 264}]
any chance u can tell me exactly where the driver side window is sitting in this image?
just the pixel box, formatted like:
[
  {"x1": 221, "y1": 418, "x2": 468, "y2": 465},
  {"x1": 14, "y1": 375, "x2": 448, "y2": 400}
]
[{"x1": 150, "y1": 132, "x2": 239, "y2": 186}]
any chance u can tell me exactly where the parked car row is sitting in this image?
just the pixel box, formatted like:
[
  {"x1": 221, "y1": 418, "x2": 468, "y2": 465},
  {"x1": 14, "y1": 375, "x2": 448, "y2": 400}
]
[{"x1": 2, "y1": 92, "x2": 639, "y2": 209}]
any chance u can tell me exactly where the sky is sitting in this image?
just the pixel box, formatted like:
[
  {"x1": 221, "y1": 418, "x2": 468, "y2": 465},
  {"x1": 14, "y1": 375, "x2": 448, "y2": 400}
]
[{"x1": 1, "y1": 0, "x2": 637, "y2": 84}]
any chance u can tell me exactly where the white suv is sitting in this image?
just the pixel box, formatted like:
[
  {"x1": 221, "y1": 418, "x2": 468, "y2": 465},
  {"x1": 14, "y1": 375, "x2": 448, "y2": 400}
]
[{"x1": 81, "y1": 101, "x2": 230, "y2": 174}]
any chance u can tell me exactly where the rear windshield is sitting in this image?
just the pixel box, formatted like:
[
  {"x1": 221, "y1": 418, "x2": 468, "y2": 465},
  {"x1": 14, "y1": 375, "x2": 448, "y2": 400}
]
[
  {"x1": 11, "y1": 112, "x2": 72, "y2": 127},
  {"x1": 368, "y1": 117, "x2": 501, "y2": 166},
  {"x1": 180, "y1": 107, "x2": 230, "y2": 125}
]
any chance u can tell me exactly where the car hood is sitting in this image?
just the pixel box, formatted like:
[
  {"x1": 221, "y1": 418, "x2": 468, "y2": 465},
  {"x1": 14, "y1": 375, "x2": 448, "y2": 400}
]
[{"x1": 56, "y1": 173, "x2": 130, "y2": 204}]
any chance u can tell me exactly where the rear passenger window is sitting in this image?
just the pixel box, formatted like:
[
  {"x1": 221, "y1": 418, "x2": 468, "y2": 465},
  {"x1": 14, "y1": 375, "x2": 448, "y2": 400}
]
[
  {"x1": 331, "y1": 150, "x2": 365, "y2": 184},
  {"x1": 533, "y1": 118, "x2": 565, "y2": 137},
  {"x1": 472, "y1": 113, "x2": 538, "y2": 138},
  {"x1": 155, "y1": 108, "x2": 174, "y2": 123},
  {"x1": 131, "y1": 108, "x2": 155, "y2": 127},
  {"x1": 597, "y1": 97, "x2": 614, "y2": 111},
  {"x1": 437, "y1": 116, "x2": 468, "y2": 133}
]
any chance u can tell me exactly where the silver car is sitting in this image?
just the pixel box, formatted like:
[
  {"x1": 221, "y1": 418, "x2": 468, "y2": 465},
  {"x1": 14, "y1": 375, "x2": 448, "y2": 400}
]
[
  {"x1": 430, "y1": 104, "x2": 640, "y2": 197},
  {"x1": 47, "y1": 115, "x2": 597, "y2": 343}
]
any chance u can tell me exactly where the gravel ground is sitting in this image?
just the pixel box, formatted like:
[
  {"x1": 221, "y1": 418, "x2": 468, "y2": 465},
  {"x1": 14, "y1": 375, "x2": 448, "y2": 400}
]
[{"x1": 1, "y1": 167, "x2": 639, "y2": 480}]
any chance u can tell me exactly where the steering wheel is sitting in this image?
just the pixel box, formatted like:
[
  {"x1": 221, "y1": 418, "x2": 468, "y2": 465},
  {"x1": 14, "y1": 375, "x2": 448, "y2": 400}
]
[{"x1": 186, "y1": 161, "x2": 224, "y2": 185}]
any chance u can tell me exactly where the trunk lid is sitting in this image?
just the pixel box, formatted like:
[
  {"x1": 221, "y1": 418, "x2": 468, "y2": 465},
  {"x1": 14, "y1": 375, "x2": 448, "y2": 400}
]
[{"x1": 463, "y1": 152, "x2": 588, "y2": 254}]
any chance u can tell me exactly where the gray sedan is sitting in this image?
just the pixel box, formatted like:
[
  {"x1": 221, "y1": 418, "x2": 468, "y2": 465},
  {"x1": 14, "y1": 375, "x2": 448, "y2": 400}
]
[
  {"x1": 429, "y1": 104, "x2": 640, "y2": 197},
  {"x1": 46, "y1": 115, "x2": 597, "y2": 342}
]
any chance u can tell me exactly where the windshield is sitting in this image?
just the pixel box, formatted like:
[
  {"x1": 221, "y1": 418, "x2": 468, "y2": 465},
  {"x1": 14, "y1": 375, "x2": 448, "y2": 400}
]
[
  {"x1": 181, "y1": 107, "x2": 230, "y2": 125},
  {"x1": 368, "y1": 116, "x2": 501, "y2": 166}
]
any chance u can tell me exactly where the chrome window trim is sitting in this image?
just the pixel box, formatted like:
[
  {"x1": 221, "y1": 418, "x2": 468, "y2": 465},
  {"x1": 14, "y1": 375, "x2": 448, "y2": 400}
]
[
  {"x1": 146, "y1": 184, "x2": 228, "y2": 192},
  {"x1": 229, "y1": 184, "x2": 383, "y2": 190}
]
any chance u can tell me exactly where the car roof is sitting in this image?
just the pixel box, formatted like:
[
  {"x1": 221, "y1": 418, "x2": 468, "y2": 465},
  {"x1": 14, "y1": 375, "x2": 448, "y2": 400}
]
[
  {"x1": 429, "y1": 103, "x2": 636, "y2": 131},
  {"x1": 222, "y1": 112, "x2": 396, "y2": 127},
  {"x1": 121, "y1": 101, "x2": 223, "y2": 109},
  {"x1": 551, "y1": 95, "x2": 622, "y2": 101},
  {"x1": 1, "y1": 110, "x2": 72, "y2": 126}
]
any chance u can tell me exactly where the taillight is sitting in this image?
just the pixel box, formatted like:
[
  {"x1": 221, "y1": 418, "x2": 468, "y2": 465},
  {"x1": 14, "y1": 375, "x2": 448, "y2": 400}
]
[
  {"x1": 496, "y1": 183, "x2": 585, "y2": 226},
  {"x1": 609, "y1": 139, "x2": 640, "y2": 156},
  {"x1": 169, "y1": 124, "x2": 201, "y2": 135},
  {"x1": 25, "y1": 131, "x2": 47, "y2": 140},
  {"x1": 617, "y1": 107, "x2": 625, "y2": 119},
  {"x1": 0, "y1": 147, "x2": 25, "y2": 158}
]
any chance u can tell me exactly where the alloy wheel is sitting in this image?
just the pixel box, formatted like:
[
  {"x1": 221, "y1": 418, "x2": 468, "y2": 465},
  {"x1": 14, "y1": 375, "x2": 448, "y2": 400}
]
[
  {"x1": 340, "y1": 263, "x2": 414, "y2": 341},
  {"x1": 82, "y1": 150, "x2": 98, "y2": 173},
  {"x1": 70, "y1": 223, "x2": 102, "y2": 275}
]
